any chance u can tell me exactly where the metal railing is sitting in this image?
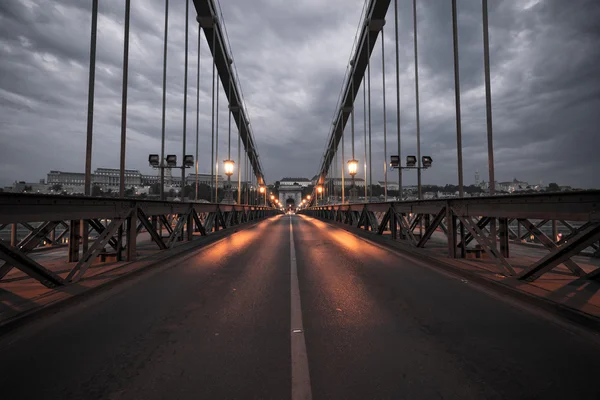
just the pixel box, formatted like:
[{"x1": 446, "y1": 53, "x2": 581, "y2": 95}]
[
  {"x1": 299, "y1": 191, "x2": 600, "y2": 282},
  {"x1": 0, "y1": 193, "x2": 280, "y2": 288}
]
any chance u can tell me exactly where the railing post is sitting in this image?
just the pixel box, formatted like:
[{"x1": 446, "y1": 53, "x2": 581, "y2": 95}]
[
  {"x1": 499, "y1": 217, "x2": 509, "y2": 258},
  {"x1": 68, "y1": 219, "x2": 81, "y2": 262},
  {"x1": 10, "y1": 223, "x2": 17, "y2": 247},
  {"x1": 552, "y1": 220, "x2": 558, "y2": 243},
  {"x1": 390, "y1": 206, "x2": 397, "y2": 239},
  {"x1": 446, "y1": 205, "x2": 457, "y2": 258},
  {"x1": 50, "y1": 225, "x2": 56, "y2": 245},
  {"x1": 186, "y1": 210, "x2": 193, "y2": 240},
  {"x1": 126, "y1": 208, "x2": 137, "y2": 261}
]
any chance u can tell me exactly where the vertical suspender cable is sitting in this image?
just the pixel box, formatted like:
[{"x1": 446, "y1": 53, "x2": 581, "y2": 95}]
[
  {"x1": 341, "y1": 122, "x2": 345, "y2": 204},
  {"x1": 119, "y1": 0, "x2": 130, "y2": 198},
  {"x1": 182, "y1": 0, "x2": 189, "y2": 192},
  {"x1": 452, "y1": 0, "x2": 464, "y2": 198},
  {"x1": 210, "y1": 27, "x2": 216, "y2": 203},
  {"x1": 482, "y1": 0, "x2": 495, "y2": 195},
  {"x1": 413, "y1": 0, "x2": 424, "y2": 237},
  {"x1": 394, "y1": 0, "x2": 402, "y2": 200},
  {"x1": 160, "y1": 0, "x2": 169, "y2": 201},
  {"x1": 237, "y1": 113, "x2": 242, "y2": 204},
  {"x1": 363, "y1": 79, "x2": 368, "y2": 200},
  {"x1": 84, "y1": 0, "x2": 98, "y2": 196},
  {"x1": 413, "y1": 0, "x2": 422, "y2": 200},
  {"x1": 195, "y1": 19, "x2": 201, "y2": 200},
  {"x1": 367, "y1": 28, "x2": 372, "y2": 203},
  {"x1": 215, "y1": 79, "x2": 220, "y2": 202},
  {"x1": 483, "y1": 0, "x2": 496, "y2": 248},
  {"x1": 382, "y1": 27, "x2": 388, "y2": 202}
]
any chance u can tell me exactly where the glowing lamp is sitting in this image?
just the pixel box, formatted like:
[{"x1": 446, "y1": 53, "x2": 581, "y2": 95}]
[
  {"x1": 347, "y1": 159, "x2": 359, "y2": 176},
  {"x1": 224, "y1": 159, "x2": 235, "y2": 176}
]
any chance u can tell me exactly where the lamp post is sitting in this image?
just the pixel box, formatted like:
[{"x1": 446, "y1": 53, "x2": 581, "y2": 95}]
[
  {"x1": 347, "y1": 159, "x2": 358, "y2": 203},
  {"x1": 317, "y1": 185, "x2": 323, "y2": 206},
  {"x1": 223, "y1": 159, "x2": 235, "y2": 203},
  {"x1": 259, "y1": 185, "x2": 266, "y2": 206}
]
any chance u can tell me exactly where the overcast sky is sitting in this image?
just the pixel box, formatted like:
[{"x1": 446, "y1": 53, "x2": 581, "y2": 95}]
[{"x1": 1, "y1": 0, "x2": 599, "y2": 188}]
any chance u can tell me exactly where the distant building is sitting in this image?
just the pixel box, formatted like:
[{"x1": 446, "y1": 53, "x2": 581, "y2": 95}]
[
  {"x1": 280, "y1": 177, "x2": 311, "y2": 188},
  {"x1": 186, "y1": 173, "x2": 225, "y2": 188},
  {"x1": 11, "y1": 180, "x2": 49, "y2": 194},
  {"x1": 498, "y1": 178, "x2": 529, "y2": 193},
  {"x1": 47, "y1": 168, "x2": 142, "y2": 188},
  {"x1": 324, "y1": 177, "x2": 365, "y2": 187},
  {"x1": 475, "y1": 170, "x2": 480, "y2": 186},
  {"x1": 377, "y1": 181, "x2": 399, "y2": 191}
]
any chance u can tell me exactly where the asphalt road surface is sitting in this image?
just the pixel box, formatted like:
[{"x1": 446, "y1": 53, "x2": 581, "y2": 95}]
[{"x1": 1, "y1": 214, "x2": 599, "y2": 399}]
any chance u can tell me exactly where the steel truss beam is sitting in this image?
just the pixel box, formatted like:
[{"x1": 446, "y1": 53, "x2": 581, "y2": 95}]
[
  {"x1": 0, "y1": 239, "x2": 64, "y2": 288},
  {"x1": 517, "y1": 218, "x2": 585, "y2": 277},
  {"x1": 519, "y1": 222, "x2": 600, "y2": 281},
  {"x1": 0, "y1": 193, "x2": 280, "y2": 287}
]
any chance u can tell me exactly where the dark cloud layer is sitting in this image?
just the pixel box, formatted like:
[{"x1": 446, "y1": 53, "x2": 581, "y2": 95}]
[{"x1": 0, "y1": 0, "x2": 599, "y2": 188}]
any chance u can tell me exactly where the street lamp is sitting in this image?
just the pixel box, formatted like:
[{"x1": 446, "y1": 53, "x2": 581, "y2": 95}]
[
  {"x1": 224, "y1": 159, "x2": 235, "y2": 176},
  {"x1": 259, "y1": 185, "x2": 266, "y2": 206},
  {"x1": 222, "y1": 159, "x2": 235, "y2": 204},
  {"x1": 316, "y1": 186, "x2": 323, "y2": 206},
  {"x1": 347, "y1": 159, "x2": 359, "y2": 203}
]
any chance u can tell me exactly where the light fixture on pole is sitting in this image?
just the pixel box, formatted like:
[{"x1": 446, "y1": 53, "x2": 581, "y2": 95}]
[
  {"x1": 259, "y1": 185, "x2": 266, "y2": 206},
  {"x1": 389, "y1": 155, "x2": 433, "y2": 200},
  {"x1": 347, "y1": 158, "x2": 359, "y2": 203},
  {"x1": 316, "y1": 185, "x2": 323, "y2": 206},
  {"x1": 222, "y1": 159, "x2": 235, "y2": 204},
  {"x1": 149, "y1": 153, "x2": 194, "y2": 198}
]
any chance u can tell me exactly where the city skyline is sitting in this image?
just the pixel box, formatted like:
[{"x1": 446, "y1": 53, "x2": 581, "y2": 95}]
[{"x1": 1, "y1": 1, "x2": 599, "y2": 189}]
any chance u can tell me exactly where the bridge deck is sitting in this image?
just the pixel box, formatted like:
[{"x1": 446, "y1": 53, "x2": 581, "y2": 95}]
[{"x1": 1, "y1": 215, "x2": 599, "y2": 399}]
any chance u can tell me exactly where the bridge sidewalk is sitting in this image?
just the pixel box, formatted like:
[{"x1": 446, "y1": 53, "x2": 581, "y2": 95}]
[{"x1": 318, "y1": 218, "x2": 600, "y2": 329}]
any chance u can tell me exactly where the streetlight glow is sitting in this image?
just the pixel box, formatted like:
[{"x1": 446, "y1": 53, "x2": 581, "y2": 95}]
[
  {"x1": 347, "y1": 159, "x2": 359, "y2": 176},
  {"x1": 223, "y1": 159, "x2": 235, "y2": 176}
]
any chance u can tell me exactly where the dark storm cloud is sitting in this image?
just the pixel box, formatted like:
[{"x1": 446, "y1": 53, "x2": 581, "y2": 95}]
[{"x1": 0, "y1": 0, "x2": 599, "y2": 188}]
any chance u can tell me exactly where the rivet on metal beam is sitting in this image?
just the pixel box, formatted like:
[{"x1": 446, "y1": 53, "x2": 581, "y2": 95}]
[
  {"x1": 369, "y1": 19, "x2": 386, "y2": 31},
  {"x1": 227, "y1": 56, "x2": 233, "y2": 65}
]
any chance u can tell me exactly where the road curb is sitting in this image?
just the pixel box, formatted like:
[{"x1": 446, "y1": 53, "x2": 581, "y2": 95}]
[
  {"x1": 315, "y1": 217, "x2": 600, "y2": 333},
  {"x1": 0, "y1": 218, "x2": 272, "y2": 336}
]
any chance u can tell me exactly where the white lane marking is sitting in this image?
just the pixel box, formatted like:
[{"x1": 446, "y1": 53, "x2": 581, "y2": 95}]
[{"x1": 290, "y1": 215, "x2": 312, "y2": 400}]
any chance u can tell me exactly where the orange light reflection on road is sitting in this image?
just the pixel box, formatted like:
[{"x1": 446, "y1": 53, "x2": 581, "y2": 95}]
[{"x1": 185, "y1": 215, "x2": 284, "y2": 269}]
